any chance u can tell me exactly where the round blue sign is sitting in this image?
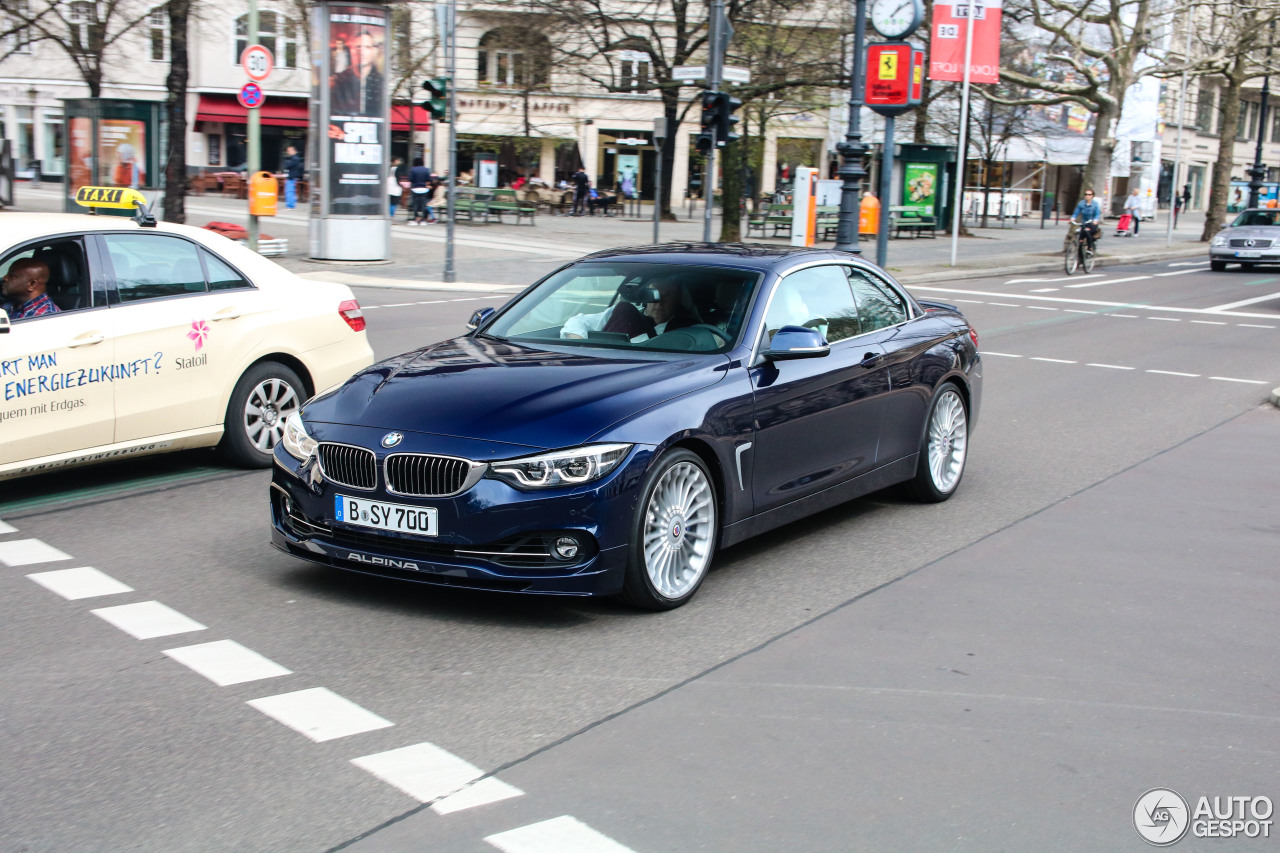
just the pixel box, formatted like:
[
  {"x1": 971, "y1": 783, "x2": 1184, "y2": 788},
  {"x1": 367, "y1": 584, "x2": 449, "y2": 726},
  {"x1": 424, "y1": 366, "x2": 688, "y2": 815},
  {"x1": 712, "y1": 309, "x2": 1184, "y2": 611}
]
[{"x1": 238, "y1": 82, "x2": 264, "y2": 109}]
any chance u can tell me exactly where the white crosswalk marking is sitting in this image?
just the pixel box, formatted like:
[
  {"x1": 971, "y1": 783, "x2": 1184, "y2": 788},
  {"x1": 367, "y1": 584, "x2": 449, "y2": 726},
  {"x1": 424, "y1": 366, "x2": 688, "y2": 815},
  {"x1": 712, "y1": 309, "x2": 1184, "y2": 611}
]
[
  {"x1": 432, "y1": 778, "x2": 525, "y2": 814},
  {"x1": 91, "y1": 601, "x2": 207, "y2": 639},
  {"x1": 352, "y1": 742, "x2": 523, "y2": 808},
  {"x1": 27, "y1": 567, "x2": 133, "y2": 600},
  {"x1": 0, "y1": 539, "x2": 72, "y2": 566},
  {"x1": 247, "y1": 687, "x2": 393, "y2": 742},
  {"x1": 0, "y1": 519, "x2": 15, "y2": 534},
  {"x1": 163, "y1": 640, "x2": 292, "y2": 686},
  {"x1": 485, "y1": 816, "x2": 636, "y2": 853}
]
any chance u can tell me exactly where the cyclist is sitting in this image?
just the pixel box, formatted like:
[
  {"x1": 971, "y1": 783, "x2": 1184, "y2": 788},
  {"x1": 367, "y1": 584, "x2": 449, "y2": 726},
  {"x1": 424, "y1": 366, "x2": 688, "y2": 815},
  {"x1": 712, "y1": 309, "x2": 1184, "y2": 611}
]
[{"x1": 1071, "y1": 188, "x2": 1102, "y2": 252}]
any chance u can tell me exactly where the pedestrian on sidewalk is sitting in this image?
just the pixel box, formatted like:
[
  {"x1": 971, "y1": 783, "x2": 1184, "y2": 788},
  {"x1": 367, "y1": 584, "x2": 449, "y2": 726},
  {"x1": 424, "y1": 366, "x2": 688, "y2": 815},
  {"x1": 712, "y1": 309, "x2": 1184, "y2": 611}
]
[
  {"x1": 387, "y1": 157, "x2": 403, "y2": 218},
  {"x1": 571, "y1": 167, "x2": 590, "y2": 216},
  {"x1": 1123, "y1": 188, "x2": 1142, "y2": 235},
  {"x1": 283, "y1": 145, "x2": 304, "y2": 209},
  {"x1": 409, "y1": 157, "x2": 431, "y2": 224}
]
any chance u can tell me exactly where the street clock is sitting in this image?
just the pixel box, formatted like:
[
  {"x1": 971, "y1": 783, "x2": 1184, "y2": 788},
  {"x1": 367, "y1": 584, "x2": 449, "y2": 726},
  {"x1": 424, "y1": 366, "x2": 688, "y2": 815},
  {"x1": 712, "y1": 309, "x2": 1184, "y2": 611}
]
[{"x1": 870, "y1": 0, "x2": 925, "y2": 40}]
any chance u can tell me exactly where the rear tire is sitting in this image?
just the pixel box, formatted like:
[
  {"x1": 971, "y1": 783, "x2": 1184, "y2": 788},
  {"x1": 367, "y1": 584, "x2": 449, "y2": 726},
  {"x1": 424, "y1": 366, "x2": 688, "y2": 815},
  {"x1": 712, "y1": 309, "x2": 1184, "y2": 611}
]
[
  {"x1": 908, "y1": 382, "x2": 969, "y2": 503},
  {"x1": 620, "y1": 449, "x2": 718, "y2": 611},
  {"x1": 1082, "y1": 244, "x2": 1096, "y2": 273},
  {"x1": 1210, "y1": 260, "x2": 1226, "y2": 272},
  {"x1": 219, "y1": 361, "x2": 305, "y2": 468},
  {"x1": 1064, "y1": 244, "x2": 1079, "y2": 275}
]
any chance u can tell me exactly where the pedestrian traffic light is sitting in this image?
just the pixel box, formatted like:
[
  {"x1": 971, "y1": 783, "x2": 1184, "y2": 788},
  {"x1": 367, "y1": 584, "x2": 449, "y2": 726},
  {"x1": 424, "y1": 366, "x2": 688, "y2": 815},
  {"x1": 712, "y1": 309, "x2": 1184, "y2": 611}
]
[
  {"x1": 422, "y1": 77, "x2": 449, "y2": 121},
  {"x1": 714, "y1": 93, "x2": 742, "y2": 147}
]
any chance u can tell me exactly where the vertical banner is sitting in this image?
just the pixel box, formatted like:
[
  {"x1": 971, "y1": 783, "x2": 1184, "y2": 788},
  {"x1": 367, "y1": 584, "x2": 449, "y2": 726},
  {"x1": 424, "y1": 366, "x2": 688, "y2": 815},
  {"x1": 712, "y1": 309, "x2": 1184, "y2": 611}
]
[
  {"x1": 326, "y1": 4, "x2": 387, "y2": 216},
  {"x1": 902, "y1": 163, "x2": 939, "y2": 215},
  {"x1": 928, "y1": 0, "x2": 1003, "y2": 84}
]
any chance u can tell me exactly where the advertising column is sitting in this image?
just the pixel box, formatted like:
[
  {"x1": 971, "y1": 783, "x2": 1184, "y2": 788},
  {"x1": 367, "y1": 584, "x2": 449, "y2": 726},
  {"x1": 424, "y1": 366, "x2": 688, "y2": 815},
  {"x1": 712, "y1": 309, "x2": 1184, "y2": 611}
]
[{"x1": 311, "y1": 2, "x2": 390, "y2": 260}]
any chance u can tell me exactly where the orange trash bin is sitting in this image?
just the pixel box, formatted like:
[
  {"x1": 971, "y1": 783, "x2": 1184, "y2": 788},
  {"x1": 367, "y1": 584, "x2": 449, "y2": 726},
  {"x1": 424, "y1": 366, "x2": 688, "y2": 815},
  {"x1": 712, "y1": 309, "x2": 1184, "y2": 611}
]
[
  {"x1": 859, "y1": 193, "x2": 880, "y2": 236},
  {"x1": 249, "y1": 171, "x2": 278, "y2": 216}
]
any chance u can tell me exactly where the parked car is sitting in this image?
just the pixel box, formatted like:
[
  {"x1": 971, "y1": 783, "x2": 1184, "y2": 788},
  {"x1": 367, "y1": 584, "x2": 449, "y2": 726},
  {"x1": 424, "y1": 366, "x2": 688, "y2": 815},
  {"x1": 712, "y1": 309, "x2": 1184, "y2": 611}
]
[
  {"x1": 271, "y1": 244, "x2": 982, "y2": 610},
  {"x1": 0, "y1": 188, "x2": 373, "y2": 481},
  {"x1": 1209, "y1": 208, "x2": 1280, "y2": 271}
]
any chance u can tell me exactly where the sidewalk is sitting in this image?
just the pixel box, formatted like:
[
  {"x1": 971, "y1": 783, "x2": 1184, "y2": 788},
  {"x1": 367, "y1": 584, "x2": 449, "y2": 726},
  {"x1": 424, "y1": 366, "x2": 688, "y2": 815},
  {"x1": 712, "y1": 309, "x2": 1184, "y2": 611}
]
[{"x1": 7, "y1": 185, "x2": 1209, "y2": 286}]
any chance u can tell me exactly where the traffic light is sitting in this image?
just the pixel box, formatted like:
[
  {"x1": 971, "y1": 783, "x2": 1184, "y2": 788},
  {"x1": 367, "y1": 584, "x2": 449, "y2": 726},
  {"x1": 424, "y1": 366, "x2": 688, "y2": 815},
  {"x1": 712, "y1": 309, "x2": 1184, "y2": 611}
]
[
  {"x1": 697, "y1": 90, "x2": 716, "y2": 153},
  {"x1": 715, "y1": 93, "x2": 742, "y2": 147},
  {"x1": 422, "y1": 77, "x2": 450, "y2": 121}
]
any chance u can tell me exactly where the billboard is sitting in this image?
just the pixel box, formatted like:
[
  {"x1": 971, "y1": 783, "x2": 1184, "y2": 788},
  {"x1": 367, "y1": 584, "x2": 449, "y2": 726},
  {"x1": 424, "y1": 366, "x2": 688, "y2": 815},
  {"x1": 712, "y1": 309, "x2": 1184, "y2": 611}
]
[
  {"x1": 99, "y1": 119, "x2": 147, "y2": 188},
  {"x1": 326, "y1": 4, "x2": 387, "y2": 216},
  {"x1": 929, "y1": 0, "x2": 1003, "y2": 84},
  {"x1": 902, "y1": 163, "x2": 939, "y2": 215}
]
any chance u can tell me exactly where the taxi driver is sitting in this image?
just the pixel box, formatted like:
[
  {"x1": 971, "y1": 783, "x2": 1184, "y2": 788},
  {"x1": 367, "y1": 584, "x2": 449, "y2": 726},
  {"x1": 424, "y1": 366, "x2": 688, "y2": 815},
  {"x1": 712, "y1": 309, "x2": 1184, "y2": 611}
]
[{"x1": 1, "y1": 259, "x2": 59, "y2": 320}]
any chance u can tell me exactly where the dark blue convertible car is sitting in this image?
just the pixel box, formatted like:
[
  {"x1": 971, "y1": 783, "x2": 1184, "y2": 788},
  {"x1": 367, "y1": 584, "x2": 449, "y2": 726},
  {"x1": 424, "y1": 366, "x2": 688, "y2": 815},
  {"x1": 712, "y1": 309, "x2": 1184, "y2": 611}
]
[{"x1": 270, "y1": 244, "x2": 982, "y2": 609}]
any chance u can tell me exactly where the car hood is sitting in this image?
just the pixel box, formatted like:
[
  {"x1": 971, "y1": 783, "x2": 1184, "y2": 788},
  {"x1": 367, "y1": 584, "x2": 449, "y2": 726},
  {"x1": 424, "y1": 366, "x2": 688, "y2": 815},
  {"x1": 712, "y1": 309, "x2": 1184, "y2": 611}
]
[
  {"x1": 1222, "y1": 226, "x2": 1280, "y2": 241},
  {"x1": 303, "y1": 336, "x2": 728, "y2": 450}
]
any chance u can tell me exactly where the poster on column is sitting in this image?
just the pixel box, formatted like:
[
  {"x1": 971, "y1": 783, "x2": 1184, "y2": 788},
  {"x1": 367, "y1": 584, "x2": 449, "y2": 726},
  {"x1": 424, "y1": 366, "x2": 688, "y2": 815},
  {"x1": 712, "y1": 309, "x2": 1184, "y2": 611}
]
[
  {"x1": 327, "y1": 5, "x2": 387, "y2": 216},
  {"x1": 99, "y1": 120, "x2": 147, "y2": 188},
  {"x1": 928, "y1": 0, "x2": 1003, "y2": 84}
]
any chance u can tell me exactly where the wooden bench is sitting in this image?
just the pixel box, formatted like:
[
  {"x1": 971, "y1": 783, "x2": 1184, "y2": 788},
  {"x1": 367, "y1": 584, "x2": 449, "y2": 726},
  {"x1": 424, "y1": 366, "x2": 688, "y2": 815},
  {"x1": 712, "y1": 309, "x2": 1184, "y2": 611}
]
[
  {"x1": 889, "y1": 206, "x2": 938, "y2": 238},
  {"x1": 746, "y1": 203, "x2": 793, "y2": 238},
  {"x1": 452, "y1": 191, "x2": 491, "y2": 223}
]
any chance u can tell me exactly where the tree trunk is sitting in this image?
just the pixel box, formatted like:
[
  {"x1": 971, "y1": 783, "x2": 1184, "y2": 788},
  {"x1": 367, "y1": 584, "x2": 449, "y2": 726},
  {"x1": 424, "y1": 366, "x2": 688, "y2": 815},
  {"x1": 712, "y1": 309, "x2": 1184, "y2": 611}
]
[
  {"x1": 660, "y1": 95, "x2": 680, "y2": 221},
  {"x1": 1202, "y1": 64, "x2": 1246, "y2": 241},
  {"x1": 1080, "y1": 101, "x2": 1117, "y2": 212},
  {"x1": 718, "y1": 136, "x2": 743, "y2": 242},
  {"x1": 162, "y1": 0, "x2": 190, "y2": 223}
]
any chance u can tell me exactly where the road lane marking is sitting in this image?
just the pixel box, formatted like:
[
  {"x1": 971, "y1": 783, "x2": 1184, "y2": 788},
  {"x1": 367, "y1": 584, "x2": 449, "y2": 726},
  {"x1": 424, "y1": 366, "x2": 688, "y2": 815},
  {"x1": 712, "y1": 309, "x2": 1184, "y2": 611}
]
[
  {"x1": 1168, "y1": 260, "x2": 1210, "y2": 267},
  {"x1": 163, "y1": 640, "x2": 292, "y2": 687},
  {"x1": 91, "y1": 601, "x2": 207, "y2": 640},
  {"x1": 1006, "y1": 274, "x2": 1102, "y2": 284},
  {"x1": 909, "y1": 285, "x2": 1280, "y2": 319},
  {"x1": 1239, "y1": 323, "x2": 1277, "y2": 328},
  {"x1": 1147, "y1": 370, "x2": 1199, "y2": 377},
  {"x1": 1030, "y1": 357, "x2": 1077, "y2": 363},
  {"x1": 1209, "y1": 376, "x2": 1269, "y2": 385},
  {"x1": 978, "y1": 352, "x2": 1021, "y2": 357},
  {"x1": 989, "y1": 302, "x2": 1022, "y2": 307},
  {"x1": 1026, "y1": 306, "x2": 1057, "y2": 311},
  {"x1": 1205, "y1": 290, "x2": 1280, "y2": 311},
  {"x1": 1148, "y1": 317, "x2": 1181, "y2": 322},
  {"x1": 247, "y1": 687, "x2": 393, "y2": 742},
  {"x1": 432, "y1": 778, "x2": 526, "y2": 814},
  {"x1": 0, "y1": 519, "x2": 14, "y2": 534},
  {"x1": 1190, "y1": 320, "x2": 1227, "y2": 325},
  {"x1": 0, "y1": 539, "x2": 73, "y2": 566},
  {"x1": 1086, "y1": 363, "x2": 1135, "y2": 370},
  {"x1": 1030, "y1": 287, "x2": 1059, "y2": 292},
  {"x1": 27, "y1": 567, "x2": 133, "y2": 600},
  {"x1": 486, "y1": 816, "x2": 636, "y2": 853},
  {"x1": 1153, "y1": 269, "x2": 1209, "y2": 277},
  {"x1": 950, "y1": 298, "x2": 986, "y2": 304},
  {"x1": 1107, "y1": 314, "x2": 1139, "y2": 318},
  {"x1": 1064, "y1": 309, "x2": 1097, "y2": 314},
  {"x1": 1065, "y1": 275, "x2": 1152, "y2": 288},
  {"x1": 352, "y1": 742, "x2": 523, "y2": 808}
]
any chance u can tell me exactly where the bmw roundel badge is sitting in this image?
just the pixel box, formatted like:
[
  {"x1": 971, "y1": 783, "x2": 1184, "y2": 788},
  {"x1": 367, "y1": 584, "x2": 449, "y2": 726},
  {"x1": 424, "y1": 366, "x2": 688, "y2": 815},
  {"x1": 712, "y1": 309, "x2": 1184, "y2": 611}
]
[{"x1": 381, "y1": 432, "x2": 403, "y2": 448}]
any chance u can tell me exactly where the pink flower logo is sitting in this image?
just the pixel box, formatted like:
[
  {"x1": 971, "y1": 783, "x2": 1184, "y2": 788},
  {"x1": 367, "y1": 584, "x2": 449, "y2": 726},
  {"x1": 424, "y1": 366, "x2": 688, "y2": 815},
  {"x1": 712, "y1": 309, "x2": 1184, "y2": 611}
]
[{"x1": 187, "y1": 320, "x2": 210, "y2": 351}]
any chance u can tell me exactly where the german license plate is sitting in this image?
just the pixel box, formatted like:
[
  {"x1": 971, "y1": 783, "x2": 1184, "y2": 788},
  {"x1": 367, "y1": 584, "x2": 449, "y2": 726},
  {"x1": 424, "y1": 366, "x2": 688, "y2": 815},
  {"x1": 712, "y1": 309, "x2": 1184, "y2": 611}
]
[
  {"x1": 335, "y1": 494, "x2": 438, "y2": 536},
  {"x1": 1236, "y1": 250, "x2": 1262, "y2": 258}
]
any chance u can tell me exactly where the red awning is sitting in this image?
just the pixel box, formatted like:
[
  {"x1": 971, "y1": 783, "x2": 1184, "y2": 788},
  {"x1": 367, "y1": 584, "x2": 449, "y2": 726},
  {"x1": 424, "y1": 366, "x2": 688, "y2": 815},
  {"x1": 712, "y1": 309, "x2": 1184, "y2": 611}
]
[
  {"x1": 196, "y1": 95, "x2": 431, "y2": 132},
  {"x1": 196, "y1": 94, "x2": 308, "y2": 127}
]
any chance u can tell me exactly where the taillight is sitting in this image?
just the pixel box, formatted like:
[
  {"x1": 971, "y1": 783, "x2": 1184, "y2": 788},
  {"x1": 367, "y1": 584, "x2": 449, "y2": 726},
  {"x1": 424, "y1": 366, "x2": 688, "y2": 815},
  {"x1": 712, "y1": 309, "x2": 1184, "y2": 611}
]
[
  {"x1": 969, "y1": 327, "x2": 979, "y2": 349},
  {"x1": 339, "y1": 299, "x2": 366, "y2": 332}
]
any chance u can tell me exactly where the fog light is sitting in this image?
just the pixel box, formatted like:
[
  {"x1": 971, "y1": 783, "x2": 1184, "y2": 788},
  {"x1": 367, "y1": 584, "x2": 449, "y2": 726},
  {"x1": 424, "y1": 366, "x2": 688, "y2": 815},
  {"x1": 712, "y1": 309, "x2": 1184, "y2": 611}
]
[
  {"x1": 553, "y1": 536, "x2": 580, "y2": 561},
  {"x1": 282, "y1": 494, "x2": 294, "y2": 516}
]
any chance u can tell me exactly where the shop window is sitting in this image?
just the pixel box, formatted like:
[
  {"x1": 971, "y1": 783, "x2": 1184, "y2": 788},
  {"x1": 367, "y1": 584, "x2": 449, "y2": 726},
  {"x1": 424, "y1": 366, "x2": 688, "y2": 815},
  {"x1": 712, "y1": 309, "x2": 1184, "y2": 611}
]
[
  {"x1": 149, "y1": 7, "x2": 168, "y2": 62},
  {"x1": 234, "y1": 10, "x2": 298, "y2": 69},
  {"x1": 477, "y1": 28, "x2": 549, "y2": 89}
]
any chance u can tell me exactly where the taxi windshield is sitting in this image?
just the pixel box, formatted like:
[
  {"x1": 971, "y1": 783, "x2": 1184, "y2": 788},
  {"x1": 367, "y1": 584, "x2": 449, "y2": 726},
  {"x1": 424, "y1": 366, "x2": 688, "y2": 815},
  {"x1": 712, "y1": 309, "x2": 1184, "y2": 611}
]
[
  {"x1": 1230, "y1": 210, "x2": 1280, "y2": 228},
  {"x1": 484, "y1": 262, "x2": 760, "y2": 354}
]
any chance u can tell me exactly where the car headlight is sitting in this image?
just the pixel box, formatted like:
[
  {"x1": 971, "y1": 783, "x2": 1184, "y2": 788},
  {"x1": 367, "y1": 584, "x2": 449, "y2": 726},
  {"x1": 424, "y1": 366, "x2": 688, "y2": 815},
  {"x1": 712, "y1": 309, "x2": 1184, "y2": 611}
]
[
  {"x1": 487, "y1": 443, "x2": 632, "y2": 489},
  {"x1": 282, "y1": 413, "x2": 318, "y2": 462},
  {"x1": 1212, "y1": 234, "x2": 1227, "y2": 246}
]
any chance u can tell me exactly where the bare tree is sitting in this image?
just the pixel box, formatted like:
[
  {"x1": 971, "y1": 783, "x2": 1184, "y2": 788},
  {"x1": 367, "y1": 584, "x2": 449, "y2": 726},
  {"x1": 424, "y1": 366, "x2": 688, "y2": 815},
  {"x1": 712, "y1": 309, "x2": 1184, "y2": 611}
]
[{"x1": 1, "y1": 0, "x2": 154, "y2": 97}]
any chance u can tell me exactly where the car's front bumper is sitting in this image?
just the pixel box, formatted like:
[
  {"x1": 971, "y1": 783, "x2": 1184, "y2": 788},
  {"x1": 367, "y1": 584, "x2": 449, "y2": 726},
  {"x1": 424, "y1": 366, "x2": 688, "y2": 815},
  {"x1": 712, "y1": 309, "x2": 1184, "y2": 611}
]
[
  {"x1": 1209, "y1": 247, "x2": 1280, "y2": 263},
  {"x1": 269, "y1": 434, "x2": 652, "y2": 597}
]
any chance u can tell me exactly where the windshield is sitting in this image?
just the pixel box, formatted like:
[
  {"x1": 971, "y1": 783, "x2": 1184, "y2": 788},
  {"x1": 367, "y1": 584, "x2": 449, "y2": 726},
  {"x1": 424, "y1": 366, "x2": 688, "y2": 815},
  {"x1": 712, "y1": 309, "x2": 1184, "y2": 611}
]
[
  {"x1": 484, "y1": 262, "x2": 761, "y2": 354},
  {"x1": 1231, "y1": 210, "x2": 1280, "y2": 228}
]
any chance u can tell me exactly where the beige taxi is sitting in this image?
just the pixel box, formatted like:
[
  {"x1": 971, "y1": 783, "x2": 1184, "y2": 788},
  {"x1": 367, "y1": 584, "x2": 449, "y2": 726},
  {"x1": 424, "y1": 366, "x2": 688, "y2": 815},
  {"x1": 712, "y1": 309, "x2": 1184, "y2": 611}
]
[{"x1": 1, "y1": 188, "x2": 373, "y2": 481}]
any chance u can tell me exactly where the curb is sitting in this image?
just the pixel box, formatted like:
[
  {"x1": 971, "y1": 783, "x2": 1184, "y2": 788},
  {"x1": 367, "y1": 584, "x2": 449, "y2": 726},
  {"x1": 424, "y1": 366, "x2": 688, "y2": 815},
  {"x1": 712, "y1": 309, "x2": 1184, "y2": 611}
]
[{"x1": 895, "y1": 245, "x2": 1207, "y2": 284}]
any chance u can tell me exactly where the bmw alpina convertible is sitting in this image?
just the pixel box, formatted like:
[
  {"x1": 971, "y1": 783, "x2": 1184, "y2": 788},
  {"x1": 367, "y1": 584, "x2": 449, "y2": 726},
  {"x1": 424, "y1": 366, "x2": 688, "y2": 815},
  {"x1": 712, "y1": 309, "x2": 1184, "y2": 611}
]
[{"x1": 270, "y1": 244, "x2": 982, "y2": 609}]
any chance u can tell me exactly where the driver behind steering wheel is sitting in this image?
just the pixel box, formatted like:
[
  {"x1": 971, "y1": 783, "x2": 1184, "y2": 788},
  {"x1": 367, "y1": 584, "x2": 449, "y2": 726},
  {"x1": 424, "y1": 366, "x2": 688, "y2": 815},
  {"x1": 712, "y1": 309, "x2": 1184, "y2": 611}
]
[{"x1": 562, "y1": 276, "x2": 701, "y2": 341}]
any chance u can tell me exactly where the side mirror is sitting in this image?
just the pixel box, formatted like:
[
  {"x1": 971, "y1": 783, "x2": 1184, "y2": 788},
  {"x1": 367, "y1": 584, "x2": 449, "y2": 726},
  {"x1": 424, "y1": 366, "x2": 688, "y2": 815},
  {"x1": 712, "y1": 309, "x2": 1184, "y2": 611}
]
[
  {"x1": 467, "y1": 307, "x2": 496, "y2": 332},
  {"x1": 0, "y1": 309, "x2": 9, "y2": 334},
  {"x1": 765, "y1": 325, "x2": 830, "y2": 360}
]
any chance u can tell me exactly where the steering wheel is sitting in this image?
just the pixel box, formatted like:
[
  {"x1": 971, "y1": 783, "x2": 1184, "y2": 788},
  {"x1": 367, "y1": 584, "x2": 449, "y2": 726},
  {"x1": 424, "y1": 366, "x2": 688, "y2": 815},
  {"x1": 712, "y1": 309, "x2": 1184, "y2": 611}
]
[
  {"x1": 685, "y1": 323, "x2": 731, "y2": 345},
  {"x1": 643, "y1": 324, "x2": 730, "y2": 351}
]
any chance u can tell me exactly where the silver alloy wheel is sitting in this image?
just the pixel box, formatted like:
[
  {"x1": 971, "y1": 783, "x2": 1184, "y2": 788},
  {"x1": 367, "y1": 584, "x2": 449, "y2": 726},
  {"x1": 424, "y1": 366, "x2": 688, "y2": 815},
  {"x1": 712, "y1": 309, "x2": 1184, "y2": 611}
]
[
  {"x1": 642, "y1": 460, "x2": 716, "y2": 600},
  {"x1": 244, "y1": 377, "x2": 300, "y2": 452},
  {"x1": 927, "y1": 388, "x2": 968, "y2": 493}
]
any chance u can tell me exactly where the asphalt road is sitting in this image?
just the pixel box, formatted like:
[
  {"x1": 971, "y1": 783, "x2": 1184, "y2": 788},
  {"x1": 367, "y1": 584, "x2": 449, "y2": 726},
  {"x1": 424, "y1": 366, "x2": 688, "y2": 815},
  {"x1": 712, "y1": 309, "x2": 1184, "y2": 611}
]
[{"x1": 1, "y1": 259, "x2": 1278, "y2": 852}]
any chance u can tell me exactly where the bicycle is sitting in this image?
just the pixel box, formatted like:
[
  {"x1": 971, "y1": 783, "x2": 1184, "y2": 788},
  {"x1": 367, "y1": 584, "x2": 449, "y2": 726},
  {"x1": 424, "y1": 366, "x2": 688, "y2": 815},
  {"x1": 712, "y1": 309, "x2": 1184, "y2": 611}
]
[{"x1": 1064, "y1": 220, "x2": 1097, "y2": 275}]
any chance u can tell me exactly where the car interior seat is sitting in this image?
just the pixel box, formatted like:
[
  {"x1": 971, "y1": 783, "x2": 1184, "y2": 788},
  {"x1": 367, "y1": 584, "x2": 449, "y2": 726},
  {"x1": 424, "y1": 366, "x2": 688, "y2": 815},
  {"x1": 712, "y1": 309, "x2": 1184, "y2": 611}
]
[{"x1": 33, "y1": 243, "x2": 86, "y2": 311}]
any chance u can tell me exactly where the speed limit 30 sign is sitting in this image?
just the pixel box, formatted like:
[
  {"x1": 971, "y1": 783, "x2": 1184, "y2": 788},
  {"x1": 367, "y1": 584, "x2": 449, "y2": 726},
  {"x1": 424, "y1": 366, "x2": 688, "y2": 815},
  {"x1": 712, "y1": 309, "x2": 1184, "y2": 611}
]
[{"x1": 241, "y1": 44, "x2": 274, "y2": 81}]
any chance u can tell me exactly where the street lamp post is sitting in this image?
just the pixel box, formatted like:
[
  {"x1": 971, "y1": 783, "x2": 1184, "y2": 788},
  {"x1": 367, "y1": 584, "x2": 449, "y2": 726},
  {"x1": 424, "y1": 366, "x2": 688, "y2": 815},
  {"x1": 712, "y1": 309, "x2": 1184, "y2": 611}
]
[
  {"x1": 1246, "y1": 21, "x2": 1275, "y2": 210},
  {"x1": 834, "y1": 0, "x2": 869, "y2": 253}
]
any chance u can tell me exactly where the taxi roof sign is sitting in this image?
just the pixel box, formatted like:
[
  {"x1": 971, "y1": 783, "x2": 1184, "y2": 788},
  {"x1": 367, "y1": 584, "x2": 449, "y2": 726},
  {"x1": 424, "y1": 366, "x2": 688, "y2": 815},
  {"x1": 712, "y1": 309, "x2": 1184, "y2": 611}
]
[{"x1": 75, "y1": 186, "x2": 148, "y2": 210}]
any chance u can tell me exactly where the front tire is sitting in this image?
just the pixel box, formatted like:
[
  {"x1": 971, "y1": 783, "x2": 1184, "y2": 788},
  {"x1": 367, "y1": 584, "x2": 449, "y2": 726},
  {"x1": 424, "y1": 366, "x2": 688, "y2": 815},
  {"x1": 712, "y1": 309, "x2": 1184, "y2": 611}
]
[
  {"x1": 219, "y1": 361, "x2": 305, "y2": 468},
  {"x1": 620, "y1": 449, "x2": 718, "y2": 611},
  {"x1": 1210, "y1": 260, "x2": 1226, "y2": 272},
  {"x1": 1064, "y1": 244, "x2": 1079, "y2": 275},
  {"x1": 908, "y1": 382, "x2": 969, "y2": 503},
  {"x1": 1082, "y1": 244, "x2": 1096, "y2": 273}
]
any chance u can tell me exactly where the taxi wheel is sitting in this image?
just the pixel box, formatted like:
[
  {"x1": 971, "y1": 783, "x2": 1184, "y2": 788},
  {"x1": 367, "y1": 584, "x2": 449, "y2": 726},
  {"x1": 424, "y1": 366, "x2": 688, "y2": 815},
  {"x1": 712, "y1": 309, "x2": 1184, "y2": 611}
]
[{"x1": 219, "y1": 362, "x2": 305, "y2": 468}]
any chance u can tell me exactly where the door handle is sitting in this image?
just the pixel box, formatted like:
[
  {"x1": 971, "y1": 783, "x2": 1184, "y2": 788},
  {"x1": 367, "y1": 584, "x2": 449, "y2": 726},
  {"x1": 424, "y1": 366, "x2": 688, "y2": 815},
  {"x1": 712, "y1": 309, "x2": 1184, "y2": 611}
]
[
  {"x1": 68, "y1": 333, "x2": 106, "y2": 348},
  {"x1": 212, "y1": 308, "x2": 242, "y2": 321},
  {"x1": 860, "y1": 351, "x2": 883, "y2": 368}
]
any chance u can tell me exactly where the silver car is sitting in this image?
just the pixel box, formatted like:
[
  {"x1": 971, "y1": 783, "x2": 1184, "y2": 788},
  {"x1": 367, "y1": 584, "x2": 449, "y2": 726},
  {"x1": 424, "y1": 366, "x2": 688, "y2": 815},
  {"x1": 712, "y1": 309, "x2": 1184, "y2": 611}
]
[{"x1": 1210, "y1": 208, "x2": 1280, "y2": 271}]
